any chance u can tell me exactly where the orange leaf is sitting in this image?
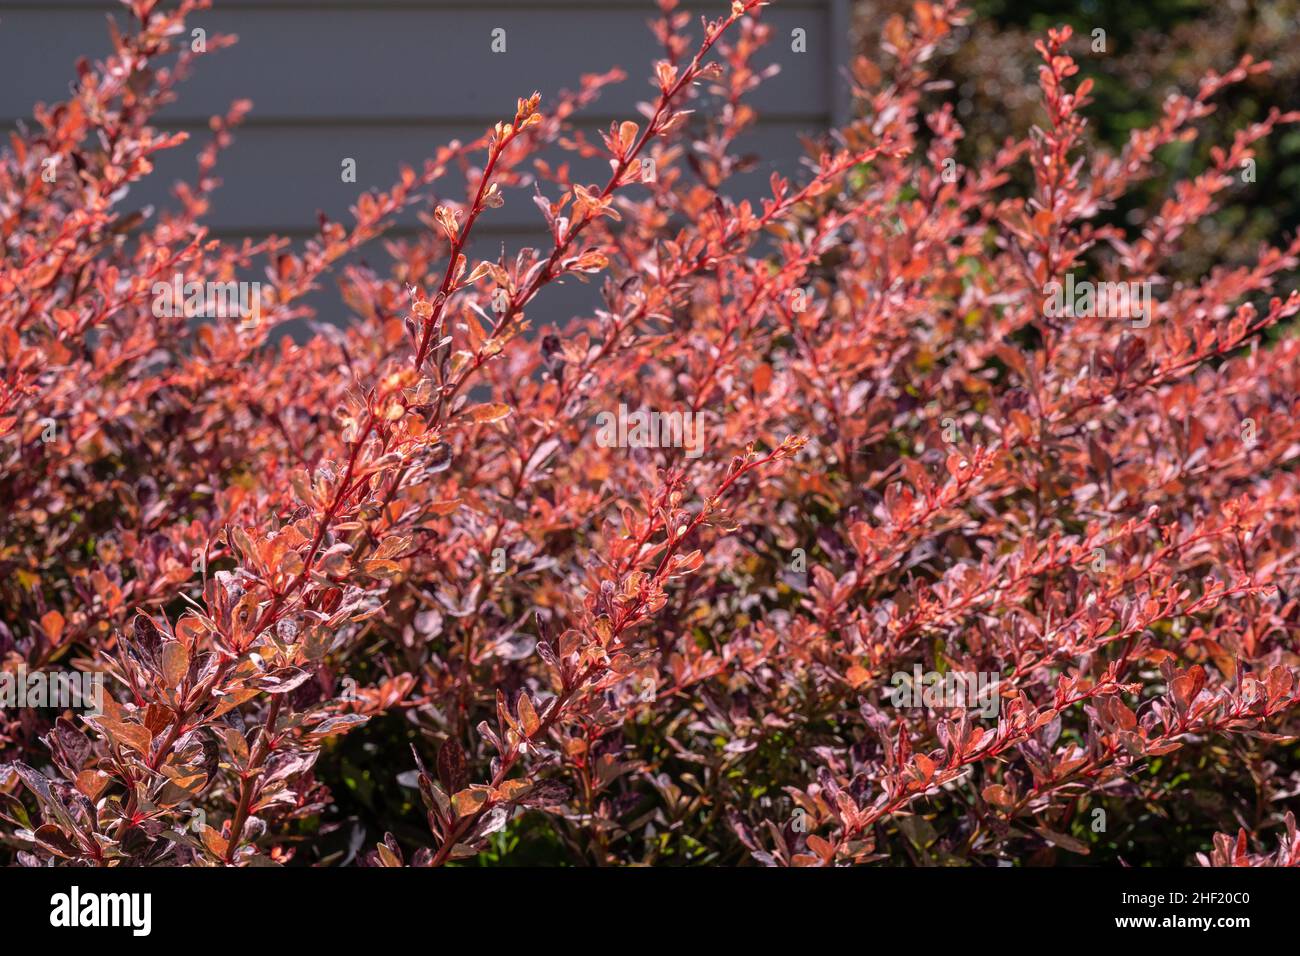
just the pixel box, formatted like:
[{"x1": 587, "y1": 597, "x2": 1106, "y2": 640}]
[
  {"x1": 517, "y1": 693, "x2": 540, "y2": 736},
  {"x1": 161, "y1": 641, "x2": 189, "y2": 689},
  {"x1": 806, "y1": 834, "x2": 835, "y2": 862},
  {"x1": 200, "y1": 825, "x2": 228, "y2": 858},
  {"x1": 451, "y1": 787, "x2": 488, "y2": 818},
  {"x1": 463, "y1": 403, "x2": 511, "y2": 424},
  {"x1": 40, "y1": 610, "x2": 65, "y2": 644}
]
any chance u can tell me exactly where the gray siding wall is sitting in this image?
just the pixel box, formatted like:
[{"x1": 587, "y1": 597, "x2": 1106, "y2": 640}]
[{"x1": 1, "y1": 0, "x2": 849, "y2": 319}]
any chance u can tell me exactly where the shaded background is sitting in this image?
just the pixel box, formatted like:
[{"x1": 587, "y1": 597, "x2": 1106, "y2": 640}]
[
  {"x1": 3, "y1": 0, "x2": 1293, "y2": 319},
  {"x1": 0, "y1": 0, "x2": 850, "y2": 325},
  {"x1": 857, "y1": 0, "x2": 1300, "y2": 288}
]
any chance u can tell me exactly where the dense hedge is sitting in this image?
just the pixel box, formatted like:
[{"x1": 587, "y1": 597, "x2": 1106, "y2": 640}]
[{"x1": 2, "y1": 0, "x2": 1298, "y2": 866}]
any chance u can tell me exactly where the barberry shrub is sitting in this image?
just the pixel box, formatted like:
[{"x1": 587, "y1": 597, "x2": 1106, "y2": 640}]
[{"x1": 2, "y1": 0, "x2": 1299, "y2": 868}]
